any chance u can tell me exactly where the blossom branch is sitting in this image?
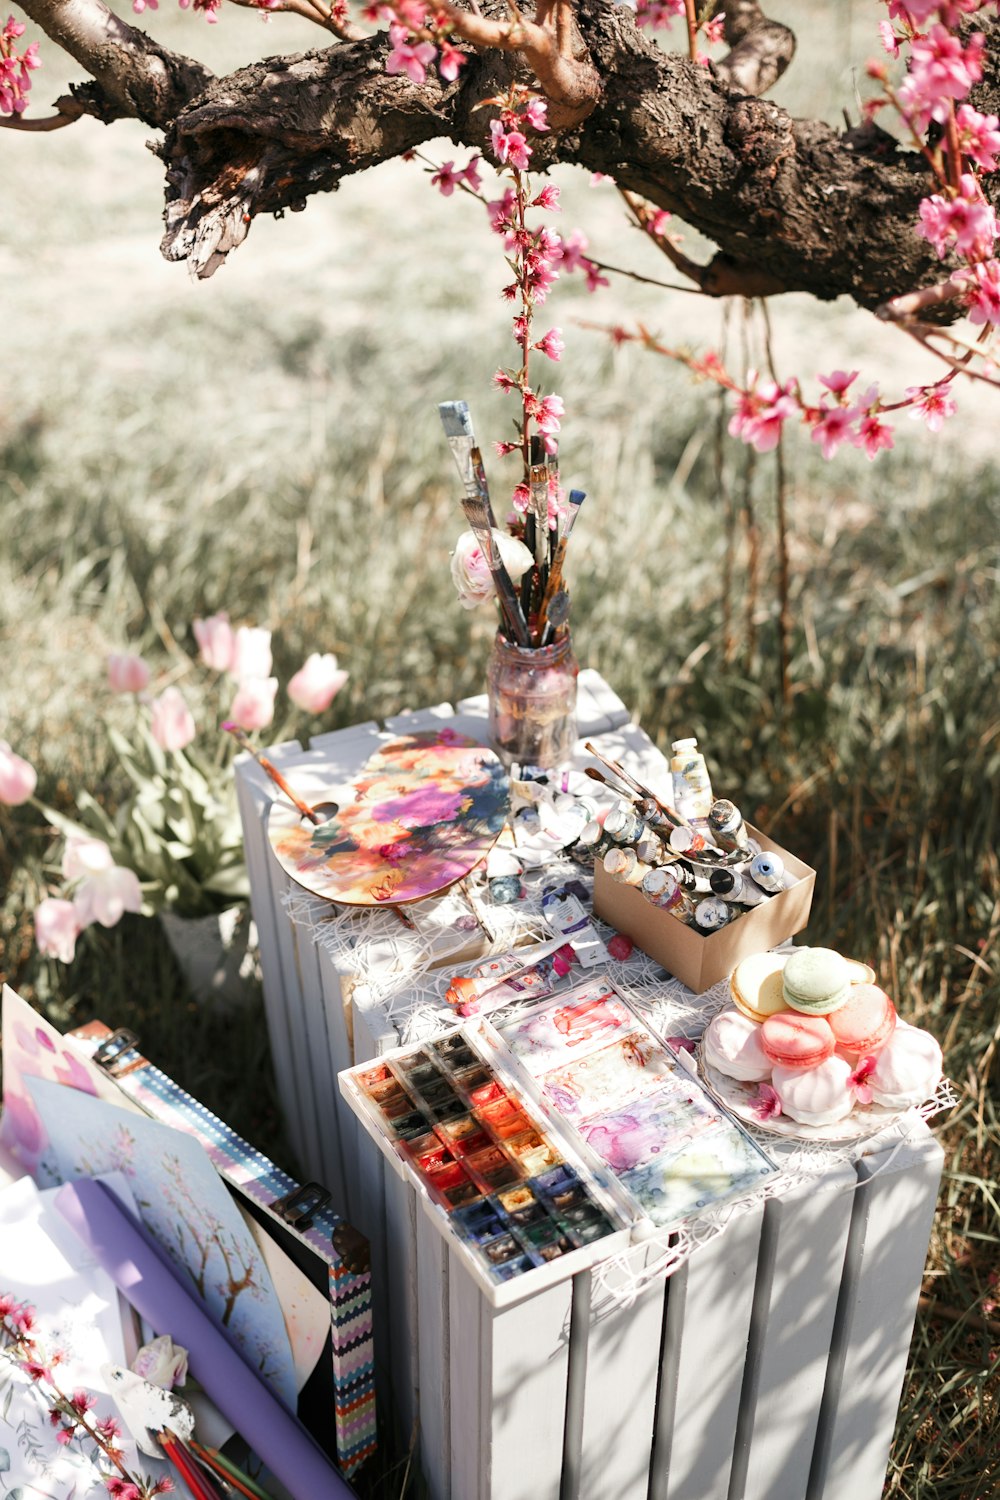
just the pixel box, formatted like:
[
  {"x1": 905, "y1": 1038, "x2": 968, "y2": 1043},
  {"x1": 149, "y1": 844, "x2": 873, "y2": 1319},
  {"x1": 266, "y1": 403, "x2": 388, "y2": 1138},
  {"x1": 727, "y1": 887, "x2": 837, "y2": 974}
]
[
  {"x1": 226, "y1": 0, "x2": 365, "y2": 40},
  {"x1": 715, "y1": 0, "x2": 796, "y2": 98}
]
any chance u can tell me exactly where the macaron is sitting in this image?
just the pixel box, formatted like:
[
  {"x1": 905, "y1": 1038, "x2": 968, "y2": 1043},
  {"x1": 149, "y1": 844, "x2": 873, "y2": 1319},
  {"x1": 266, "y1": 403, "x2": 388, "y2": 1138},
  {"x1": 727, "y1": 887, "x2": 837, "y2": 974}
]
[
  {"x1": 845, "y1": 958, "x2": 877, "y2": 985},
  {"x1": 867, "y1": 1020, "x2": 943, "y2": 1108},
  {"x1": 731, "y1": 952, "x2": 789, "y2": 1023},
  {"x1": 772, "y1": 1055, "x2": 855, "y2": 1126},
  {"x1": 827, "y1": 983, "x2": 896, "y2": 1057},
  {"x1": 702, "y1": 1007, "x2": 773, "y2": 1083},
  {"x1": 761, "y1": 1011, "x2": 835, "y2": 1070},
  {"x1": 782, "y1": 946, "x2": 852, "y2": 1017}
]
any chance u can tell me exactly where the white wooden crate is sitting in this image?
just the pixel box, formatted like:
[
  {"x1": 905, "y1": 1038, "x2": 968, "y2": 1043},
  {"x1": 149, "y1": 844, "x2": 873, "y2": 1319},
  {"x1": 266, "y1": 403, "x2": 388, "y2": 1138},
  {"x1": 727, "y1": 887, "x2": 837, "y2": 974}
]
[{"x1": 235, "y1": 679, "x2": 945, "y2": 1499}]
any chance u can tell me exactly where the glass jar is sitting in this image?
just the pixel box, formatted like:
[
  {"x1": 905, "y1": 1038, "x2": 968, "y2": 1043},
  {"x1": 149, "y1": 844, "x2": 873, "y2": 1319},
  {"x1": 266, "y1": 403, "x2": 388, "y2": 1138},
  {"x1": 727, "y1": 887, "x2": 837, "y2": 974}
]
[{"x1": 486, "y1": 631, "x2": 579, "y2": 770}]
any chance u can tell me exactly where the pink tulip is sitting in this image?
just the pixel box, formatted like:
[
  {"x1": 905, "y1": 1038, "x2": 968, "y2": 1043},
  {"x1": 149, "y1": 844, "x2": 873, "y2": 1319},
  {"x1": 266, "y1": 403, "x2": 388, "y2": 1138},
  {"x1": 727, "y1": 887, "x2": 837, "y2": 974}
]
[
  {"x1": 62, "y1": 834, "x2": 115, "y2": 884},
  {"x1": 0, "y1": 741, "x2": 37, "y2": 805},
  {"x1": 73, "y1": 865, "x2": 142, "y2": 928},
  {"x1": 231, "y1": 626, "x2": 272, "y2": 682},
  {"x1": 107, "y1": 652, "x2": 151, "y2": 694},
  {"x1": 287, "y1": 653, "x2": 349, "y2": 714},
  {"x1": 228, "y1": 676, "x2": 278, "y2": 732},
  {"x1": 35, "y1": 898, "x2": 82, "y2": 963},
  {"x1": 150, "y1": 687, "x2": 196, "y2": 752},
  {"x1": 193, "y1": 611, "x2": 236, "y2": 673}
]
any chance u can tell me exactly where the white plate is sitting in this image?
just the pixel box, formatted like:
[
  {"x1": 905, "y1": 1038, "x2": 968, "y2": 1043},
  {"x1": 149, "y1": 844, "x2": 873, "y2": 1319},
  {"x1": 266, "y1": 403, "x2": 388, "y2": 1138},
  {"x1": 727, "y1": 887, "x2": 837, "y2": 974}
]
[{"x1": 698, "y1": 1051, "x2": 907, "y2": 1144}]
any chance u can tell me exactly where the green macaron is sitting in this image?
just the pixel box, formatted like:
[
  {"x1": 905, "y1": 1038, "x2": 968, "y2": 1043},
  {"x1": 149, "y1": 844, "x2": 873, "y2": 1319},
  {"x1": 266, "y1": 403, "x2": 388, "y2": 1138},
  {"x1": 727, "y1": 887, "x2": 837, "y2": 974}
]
[{"x1": 782, "y1": 946, "x2": 852, "y2": 1016}]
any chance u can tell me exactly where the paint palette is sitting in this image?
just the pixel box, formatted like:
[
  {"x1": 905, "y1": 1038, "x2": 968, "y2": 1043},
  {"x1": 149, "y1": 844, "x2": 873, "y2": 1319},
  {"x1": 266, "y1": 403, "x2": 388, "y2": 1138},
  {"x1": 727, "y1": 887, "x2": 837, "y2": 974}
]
[
  {"x1": 487, "y1": 977, "x2": 777, "y2": 1229},
  {"x1": 267, "y1": 730, "x2": 509, "y2": 907},
  {"x1": 341, "y1": 1030, "x2": 626, "y2": 1304}
]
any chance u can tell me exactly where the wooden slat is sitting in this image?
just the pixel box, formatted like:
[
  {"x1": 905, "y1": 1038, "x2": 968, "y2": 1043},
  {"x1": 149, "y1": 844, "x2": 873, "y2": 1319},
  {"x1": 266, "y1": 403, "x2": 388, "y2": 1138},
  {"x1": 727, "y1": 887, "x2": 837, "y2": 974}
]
[
  {"x1": 416, "y1": 1205, "x2": 452, "y2": 1500},
  {"x1": 730, "y1": 1164, "x2": 856, "y2": 1500},
  {"x1": 650, "y1": 1203, "x2": 765, "y2": 1500},
  {"x1": 482, "y1": 1280, "x2": 574, "y2": 1500},
  {"x1": 287, "y1": 895, "x2": 346, "y2": 1199},
  {"x1": 805, "y1": 1124, "x2": 944, "y2": 1500},
  {"x1": 382, "y1": 1159, "x2": 421, "y2": 1452},
  {"x1": 233, "y1": 742, "x2": 308, "y2": 1169},
  {"x1": 449, "y1": 1254, "x2": 486, "y2": 1500},
  {"x1": 316, "y1": 943, "x2": 363, "y2": 1221},
  {"x1": 574, "y1": 1247, "x2": 667, "y2": 1500}
]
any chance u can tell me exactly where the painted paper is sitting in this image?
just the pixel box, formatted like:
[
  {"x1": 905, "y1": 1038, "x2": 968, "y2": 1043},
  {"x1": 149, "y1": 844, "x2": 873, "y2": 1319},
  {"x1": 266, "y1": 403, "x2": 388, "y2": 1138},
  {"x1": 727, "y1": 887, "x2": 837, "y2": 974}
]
[
  {"x1": 267, "y1": 730, "x2": 508, "y2": 905},
  {"x1": 25, "y1": 1077, "x2": 299, "y2": 1411}
]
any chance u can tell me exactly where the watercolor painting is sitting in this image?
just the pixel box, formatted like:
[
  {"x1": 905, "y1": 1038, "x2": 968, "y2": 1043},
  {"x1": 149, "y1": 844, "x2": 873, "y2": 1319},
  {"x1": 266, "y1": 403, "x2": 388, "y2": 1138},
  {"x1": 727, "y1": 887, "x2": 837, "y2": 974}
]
[
  {"x1": 24, "y1": 1077, "x2": 299, "y2": 1411},
  {"x1": 496, "y1": 979, "x2": 638, "y2": 1076},
  {"x1": 267, "y1": 730, "x2": 509, "y2": 906},
  {"x1": 540, "y1": 1033, "x2": 677, "y2": 1122},
  {"x1": 0, "y1": 984, "x2": 140, "y2": 1179}
]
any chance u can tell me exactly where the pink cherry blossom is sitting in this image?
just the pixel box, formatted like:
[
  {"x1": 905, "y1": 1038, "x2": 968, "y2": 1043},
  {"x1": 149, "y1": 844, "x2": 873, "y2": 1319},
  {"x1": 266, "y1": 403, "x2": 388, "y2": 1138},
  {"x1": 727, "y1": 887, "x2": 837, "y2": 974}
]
[
  {"x1": 819, "y1": 369, "x2": 859, "y2": 397},
  {"x1": 905, "y1": 380, "x2": 957, "y2": 428},
  {"x1": 810, "y1": 403, "x2": 859, "y2": 460},
  {"x1": 703, "y1": 12, "x2": 725, "y2": 46},
  {"x1": 511, "y1": 482, "x2": 531, "y2": 512},
  {"x1": 916, "y1": 175, "x2": 996, "y2": 260},
  {"x1": 955, "y1": 103, "x2": 1000, "y2": 170},
  {"x1": 728, "y1": 379, "x2": 798, "y2": 452},
  {"x1": 648, "y1": 209, "x2": 671, "y2": 237},
  {"x1": 489, "y1": 119, "x2": 531, "y2": 171},
  {"x1": 848, "y1": 1055, "x2": 878, "y2": 1105},
  {"x1": 430, "y1": 161, "x2": 461, "y2": 196},
  {"x1": 0, "y1": 740, "x2": 37, "y2": 804},
  {"x1": 287, "y1": 653, "x2": 349, "y2": 713},
  {"x1": 385, "y1": 23, "x2": 435, "y2": 84},
  {"x1": 899, "y1": 25, "x2": 985, "y2": 131},
  {"x1": 753, "y1": 1083, "x2": 782, "y2": 1121},
  {"x1": 35, "y1": 898, "x2": 81, "y2": 964},
  {"x1": 856, "y1": 410, "x2": 895, "y2": 459},
  {"x1": 532, "y1": 185, "x2": 561, "y2": 212},
  {"x1": 555, "y1": 228, "x2": 589, "y2": 273},
  {"x1": 965, "y1": 256, "x2": 1000, "y2": 322},
  {"x1": 231, "y1": 625, "x2": 273, "y2": 681},
  {"x1": 193, "y1": 610, "x2": 236, "y2": 672},
  {"x1": 522, "y1": 97, "x2": 549, "y2": 132},
  {"x1": 534, "y1": 393, "x2": 565, "y2": 435},
  {"x1": 879, "y1": 20, "x2": 901, "y2": 58},
  {"x1": 437, "y1": 38, "x2": 465, "y2": 81},
  {"x1": 107, "y1": 652, "x2": 151, "y2": 694},
  {"x1": 535, "y1": 327, "x2": 565, "y2": 361},
  {"x1": 228, "y1": 676, "x2": 279, "y2": 731},
  {"x1": 634, "y1": 0, "x2": 686, "y2": 28},
  {"x1": 460, "y1": 155, "x2": 482, "y2": 192},
  {"x1": 150, "y1": 686, "x2": 197, "y2": 752}
]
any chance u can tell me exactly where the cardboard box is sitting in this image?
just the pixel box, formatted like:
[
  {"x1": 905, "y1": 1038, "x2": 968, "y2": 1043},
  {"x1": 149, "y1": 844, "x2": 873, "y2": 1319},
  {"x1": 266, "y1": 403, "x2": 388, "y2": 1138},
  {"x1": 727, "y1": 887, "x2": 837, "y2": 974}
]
[{"x1": 593, "y1": 825, "x2": 815, "y2": 994}]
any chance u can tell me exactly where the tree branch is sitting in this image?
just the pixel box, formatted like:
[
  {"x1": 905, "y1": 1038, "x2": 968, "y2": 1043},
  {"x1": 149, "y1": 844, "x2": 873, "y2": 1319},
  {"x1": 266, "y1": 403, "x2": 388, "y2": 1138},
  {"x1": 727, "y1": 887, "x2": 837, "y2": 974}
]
[
  {"x1": 15, "y1": 0, "x2": 213, "y2": 128},
  {"x1": 715, "y1": 0, "x2": 796, "y2": 98}
]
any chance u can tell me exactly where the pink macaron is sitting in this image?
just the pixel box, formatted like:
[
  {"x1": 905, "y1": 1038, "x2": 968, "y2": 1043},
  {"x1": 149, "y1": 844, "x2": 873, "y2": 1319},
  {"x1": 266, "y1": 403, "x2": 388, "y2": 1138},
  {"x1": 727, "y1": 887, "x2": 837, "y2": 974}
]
[
  {"x1": 827, "y1": 984, "x2": 897, "y2": 1058},
  {"x1": 761, "y1": 1012, "x2": 835, "y2": 1070},
  {"x1": 702, "y1": 1007, "x2": 772, "y2": 1083},
  {"x1": 772, "y1": 1055, "x2": 855, "y2": 1126}
]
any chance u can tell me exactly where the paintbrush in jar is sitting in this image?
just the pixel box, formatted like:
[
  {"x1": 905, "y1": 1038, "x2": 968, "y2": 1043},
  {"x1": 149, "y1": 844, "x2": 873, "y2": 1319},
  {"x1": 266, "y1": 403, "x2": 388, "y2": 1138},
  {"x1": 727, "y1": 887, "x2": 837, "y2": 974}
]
[
  {"x1": 461, "y1": 495, "x2": 532, "y2": 646},
  {"x1": 439, "y1": 401, "x2": 499, "y2": 530},
  {"x1": 535, "y1": 488, "x2": 585, "y2": 645},
  {"x1": 529, "y1": 434, "x2": 550, "y2": 575}
]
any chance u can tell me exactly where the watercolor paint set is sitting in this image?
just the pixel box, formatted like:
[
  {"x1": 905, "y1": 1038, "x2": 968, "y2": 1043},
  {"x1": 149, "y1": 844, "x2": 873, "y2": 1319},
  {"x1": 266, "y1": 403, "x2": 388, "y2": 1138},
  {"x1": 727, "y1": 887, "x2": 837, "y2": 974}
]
[
  {"x1": 341, "y1": 975, "x2": 777, "y2": 1305},
  {"x1": 340, "y1": 1027, "x2": 629, "y2": 1307}
]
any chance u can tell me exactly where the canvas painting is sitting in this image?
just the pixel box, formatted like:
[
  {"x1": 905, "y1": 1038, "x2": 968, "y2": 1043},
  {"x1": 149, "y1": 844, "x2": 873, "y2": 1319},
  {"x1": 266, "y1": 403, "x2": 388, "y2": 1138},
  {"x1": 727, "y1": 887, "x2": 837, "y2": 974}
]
[{"x1": 24, "y1": 1077, "x2": 299, "y2": 1411}]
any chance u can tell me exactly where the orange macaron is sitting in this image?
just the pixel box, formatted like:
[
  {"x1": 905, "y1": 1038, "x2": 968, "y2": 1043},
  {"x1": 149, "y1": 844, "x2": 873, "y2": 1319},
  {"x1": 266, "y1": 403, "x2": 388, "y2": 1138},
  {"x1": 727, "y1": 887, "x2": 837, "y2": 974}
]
[{"x1": 827, "y1": 983, "x2": 896, "y2": 1057}]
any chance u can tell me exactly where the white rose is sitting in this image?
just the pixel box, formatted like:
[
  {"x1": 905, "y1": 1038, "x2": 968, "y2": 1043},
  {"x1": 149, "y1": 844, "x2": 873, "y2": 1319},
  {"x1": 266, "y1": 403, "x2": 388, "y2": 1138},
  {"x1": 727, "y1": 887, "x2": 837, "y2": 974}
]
[
  {"x1": 131, "y1": 1335, "x2": 189, "y2": 1390},
  {"x1": 450, "y1": 529, "x2": 534, "y2": 610}
]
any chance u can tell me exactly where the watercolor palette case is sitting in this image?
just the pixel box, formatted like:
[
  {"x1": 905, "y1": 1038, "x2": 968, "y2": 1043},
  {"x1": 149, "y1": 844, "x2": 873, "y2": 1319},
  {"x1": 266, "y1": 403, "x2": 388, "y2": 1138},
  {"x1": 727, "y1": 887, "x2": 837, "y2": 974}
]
[
  {"x1": 340, "y1": 1027, "x2": 631, "y2": 1308},
  {"x1": 341, "y1": 977, "x2": 777, "y2": 1306},
  {"x1": 480, "y1": 975, "x2": 778, "y2": 1232}
]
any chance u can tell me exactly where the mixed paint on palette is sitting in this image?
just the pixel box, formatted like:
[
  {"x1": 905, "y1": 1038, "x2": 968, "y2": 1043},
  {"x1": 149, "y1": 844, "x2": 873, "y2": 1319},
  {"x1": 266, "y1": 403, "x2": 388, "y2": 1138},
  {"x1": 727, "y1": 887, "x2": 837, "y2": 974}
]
[
  {"x1": 492, "y1": 978, "x2": 777, "y2": 1227},
  {"x1": 268, "y1": 730, "x2": 509, "y2": 906}
]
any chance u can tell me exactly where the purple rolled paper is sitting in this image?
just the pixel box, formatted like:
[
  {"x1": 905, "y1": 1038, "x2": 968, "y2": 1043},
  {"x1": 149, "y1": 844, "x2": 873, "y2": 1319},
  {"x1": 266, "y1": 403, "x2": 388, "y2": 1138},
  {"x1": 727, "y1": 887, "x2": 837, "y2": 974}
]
[{"x1": 55, "y1": 1178, "x2": 352, "y2": 1500}]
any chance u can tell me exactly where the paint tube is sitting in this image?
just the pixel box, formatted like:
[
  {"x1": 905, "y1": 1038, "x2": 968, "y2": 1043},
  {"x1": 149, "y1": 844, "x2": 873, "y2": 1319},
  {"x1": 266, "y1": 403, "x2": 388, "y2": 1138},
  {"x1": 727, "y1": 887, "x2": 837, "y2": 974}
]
[
  {"x1": 670, "y1": 738, "x2": 714, "y2": 822},
  {"x1": 445, "y1": 938, "x2": 575, "y2": 1016},
  {"x1": 708, "y1": 867, "x2": 769, "y2": 907},
  {"x1": 707, "y1": 798, "x2": 752, "y2": 854},
  {"x1": 640, "y1": 867, "x2": 697, "y2": 922},
  {"x1": 668, "y1": 824, "x2": 710, "y2": 855},
  {"x1": 635, "y1": 829, "x2": 668, "y2": 866},
  {"x1": 603, "y1": 803, "x2": 645, "y2": 845},
  {"x1": 694, "y1": 896, "x2": 735, "y2": 931},
  {"x1": 603, "y1": 847, "x2": 650, "y2": 886},
  {"x1": 749, "y1": 851, "x2": 792, "y2": 893}
]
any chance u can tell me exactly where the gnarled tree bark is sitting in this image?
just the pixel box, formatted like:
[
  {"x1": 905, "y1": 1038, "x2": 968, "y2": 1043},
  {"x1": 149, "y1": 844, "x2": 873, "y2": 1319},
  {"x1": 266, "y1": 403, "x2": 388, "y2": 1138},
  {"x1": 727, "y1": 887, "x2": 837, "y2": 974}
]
[{"x1": 12, "y1": 0, "x2": 1000, "y2": 307}]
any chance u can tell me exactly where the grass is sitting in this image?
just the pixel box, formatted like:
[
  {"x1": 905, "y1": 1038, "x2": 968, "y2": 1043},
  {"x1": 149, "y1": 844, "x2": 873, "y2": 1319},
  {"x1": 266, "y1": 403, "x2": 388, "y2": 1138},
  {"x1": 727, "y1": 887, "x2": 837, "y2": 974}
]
[{"x1": 2, "y1": 0, "x2": 999, "y2": 1494}]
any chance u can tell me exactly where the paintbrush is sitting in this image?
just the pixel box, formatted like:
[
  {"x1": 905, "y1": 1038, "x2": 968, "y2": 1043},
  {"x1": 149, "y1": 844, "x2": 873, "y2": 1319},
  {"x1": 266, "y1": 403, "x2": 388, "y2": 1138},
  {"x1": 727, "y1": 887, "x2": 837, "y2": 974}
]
[
  {"x1": 583, "y1": 743, "x2": 693, "y2": 829},
  {"x1": 222, "y1": 723, "x2": 321, "y2": 825},
  {"x1": 546, "y1": 441, "x2": 560, "y2": 568},
  {"x1": 460, "y1": 495, "x2": 532, "y2": 646},
  {"x1": 528, "y1": 435, "x2": 549, "y2": 572},
  {"x1": 439, "y1": 401, "x2": 499, "y2": 530},
  {"x1": 535, "y1": 488, "x2": 586, "y2": 643}
]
